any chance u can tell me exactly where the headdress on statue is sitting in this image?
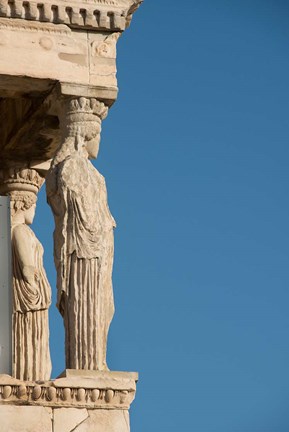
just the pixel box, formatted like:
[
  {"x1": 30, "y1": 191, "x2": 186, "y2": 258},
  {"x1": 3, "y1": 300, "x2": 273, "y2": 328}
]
[
  {"x1": 65, "y1": 97, "x2": 108, "y2": 124},
  {"x1": 61, "y1": 97, "x2": 108, "y2": 148},
  {"x1": 0, "y1": 168, "x2": 45, "y2": 195},
  {"x1": 0, "y1": 168, "x2": 44, "y2": 215},
  {"x1": 51, "y1": 97, "x2": 108, "y2": 168}
]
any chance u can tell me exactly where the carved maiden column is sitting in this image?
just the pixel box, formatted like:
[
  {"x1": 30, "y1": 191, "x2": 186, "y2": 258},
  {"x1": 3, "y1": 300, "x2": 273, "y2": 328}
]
[
  {"x1": 0, "y1": 167, "x2": 52, "y2": 381},
  {"x1": 46, "y1": 97, "x2": 115, "y2": 371}
]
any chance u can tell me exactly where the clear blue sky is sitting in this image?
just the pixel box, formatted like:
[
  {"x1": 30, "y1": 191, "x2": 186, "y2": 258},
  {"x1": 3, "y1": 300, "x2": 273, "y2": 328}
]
[{"x1": 33, "y1": 1, "x2": 289, "y2": 431}]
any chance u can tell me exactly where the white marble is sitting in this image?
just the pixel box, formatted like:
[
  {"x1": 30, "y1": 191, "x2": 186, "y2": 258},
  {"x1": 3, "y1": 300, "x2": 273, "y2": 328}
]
[
  {"x1": 47, "y1": 97, "x2": 115, "y2": 371},
  {"x1": 54, "y1": 408, "x2": 89, "y2": 432},
  {"x1": 74, "y1": 410, "x2": 130, "y2": 432},
  {"x1": 0, "y1": 168, "x2": 52, "y2": 381},
  {"x1": 0, "y1": 406, "x2": 52, "y2": 432}
]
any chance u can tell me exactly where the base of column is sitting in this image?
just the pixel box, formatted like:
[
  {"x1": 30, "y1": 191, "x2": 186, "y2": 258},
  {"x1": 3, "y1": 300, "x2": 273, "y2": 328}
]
[{"x1": 0, "y1": 370, "x2": 138, "y2": 432}]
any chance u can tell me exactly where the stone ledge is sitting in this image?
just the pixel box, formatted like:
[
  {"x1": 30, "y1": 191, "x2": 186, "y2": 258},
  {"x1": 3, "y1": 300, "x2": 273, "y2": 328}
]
[
  {"x1": 0, "y1": 371, "x2": 138, "y2": 410},
  {"x1": 0, "y1": 0, "x2": 142, "y2": 31}
]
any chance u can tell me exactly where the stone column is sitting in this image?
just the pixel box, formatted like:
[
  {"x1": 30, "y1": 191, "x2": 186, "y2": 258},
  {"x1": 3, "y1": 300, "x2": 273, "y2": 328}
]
[
  {"x1": 0, "y1": 165, "x2": 52, "y2": 382},
  {"x1": 46, "y1": 96, "x2": 114, "y2": 372},
  {"x1": 0, "y1": 165, "x2": 51, "y2": 381}
]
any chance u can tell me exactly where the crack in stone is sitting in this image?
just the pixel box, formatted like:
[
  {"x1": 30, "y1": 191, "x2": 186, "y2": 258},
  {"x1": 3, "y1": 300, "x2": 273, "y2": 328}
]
[{"x1": 69, "y1": 411, "x2": 90, "y2": 432}]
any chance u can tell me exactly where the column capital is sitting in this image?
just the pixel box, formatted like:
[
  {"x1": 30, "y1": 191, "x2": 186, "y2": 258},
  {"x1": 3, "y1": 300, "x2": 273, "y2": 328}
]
[{"x1": 0, "y1": 165, "x2": 45, "y2": 195}]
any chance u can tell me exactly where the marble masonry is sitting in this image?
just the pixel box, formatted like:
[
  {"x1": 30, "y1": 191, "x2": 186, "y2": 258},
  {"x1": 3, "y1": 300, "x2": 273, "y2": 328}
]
[
  {"x1": 0, "y1": 371, "x2": 137, "y2": 431},
  {"x1": 0, "y1": 0, "x2": 142, "y2": 430}
]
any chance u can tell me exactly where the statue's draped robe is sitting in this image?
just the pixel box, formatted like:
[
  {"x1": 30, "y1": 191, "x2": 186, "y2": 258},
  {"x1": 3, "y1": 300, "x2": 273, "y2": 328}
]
[
  {"x1": 12, "y1": 224, "x2": 52, "y2": 381},
  {"x1": 47, "y1": 154, "x2": 115, "y2": 370}
]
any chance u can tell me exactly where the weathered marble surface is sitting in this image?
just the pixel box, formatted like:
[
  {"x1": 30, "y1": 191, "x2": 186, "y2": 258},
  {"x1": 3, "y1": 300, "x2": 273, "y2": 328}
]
[
  {"x1": 0, "y1": 20, "x2": 120, "y2": 89},
  {"x1": 0, "y1": 0, "x2": 142, "y2": 163},
  {"x1": 0, "y1": 371, "x2": 138, "y2": 409},
  {"x1": 0, "y1": 0, "x2": 142, "y2": 31},
  {"x1": 0, "y1": 406, "x2": 130, "y2": 432},
  {"x1": 46, "y1": 97, "x2": 115, "y2": 371},
  {"x1": 0, "y1": 0, "x2": 142, "y2": 428},
  {"x1": 0, "y1": 372, "x2": 137, "y2": 431},
  {"x1": 0, "y1": 406, "x2": 53, "y2": 432},
  {"x1": 53, "y1": 408, "x2": 88, "y2": 432},
  {"x1": 0, "y1": 167, "x2": 52, "y2": 381}
]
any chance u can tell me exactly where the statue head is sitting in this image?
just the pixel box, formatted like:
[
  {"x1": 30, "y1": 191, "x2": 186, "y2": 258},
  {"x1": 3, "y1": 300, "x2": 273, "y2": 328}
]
[
  {"x1": 9, "y1": 191, "x2": 37, "y2": 224},
  {"x1": 0, "y1": 167, "x2": 44, "y2": 225},
  {"x1": 52, "y1": 97, "x2": 108, "y2": 167},
  {"x1": 74, "y1": 119, "x2": 102, "y2": 160}
]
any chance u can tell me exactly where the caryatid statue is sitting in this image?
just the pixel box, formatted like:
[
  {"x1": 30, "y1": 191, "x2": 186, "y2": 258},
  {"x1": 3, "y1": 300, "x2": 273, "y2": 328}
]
[
  {"x1": 0, "y1": 168, "x2": 52, "y2": 381},
  {"x1": 46, "y1": 97, "x2": 116, "y2": 371}
]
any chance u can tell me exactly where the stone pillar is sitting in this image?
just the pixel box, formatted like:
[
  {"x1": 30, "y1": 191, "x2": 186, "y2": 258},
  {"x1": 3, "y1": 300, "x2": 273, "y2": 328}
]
[
  {"x1": 0, "y1": 195, "x2": 12, "y2": 376},
  {"x1": 46, "y1": 95, "x2": 114, "y2": 372},
  {"x1": 0, "y1": 165, "x2": 52, "y2": 382}
]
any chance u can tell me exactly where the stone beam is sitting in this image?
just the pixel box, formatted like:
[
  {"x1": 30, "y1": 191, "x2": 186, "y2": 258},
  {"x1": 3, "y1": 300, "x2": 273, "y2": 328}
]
[{"x1": 0, "y1": 19, "x2": 120, "y2": 91}]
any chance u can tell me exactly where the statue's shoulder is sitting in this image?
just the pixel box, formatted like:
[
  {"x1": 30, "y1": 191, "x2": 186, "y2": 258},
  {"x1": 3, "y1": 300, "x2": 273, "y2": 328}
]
[
  {"x1": 90, "y1": 165, "x2": 106, "y2": 186},
  {"x1": 58, "y1": 156, "x2": 90, "y2": 193},
  {"x1": 12, "y1": 224, "x2": 34, "y2": 245},
  {"x1": 12, "y1": 223, "x2": 29, "y2": 235},
  {"x1": 60, "y1": 156, "x2": 84, "y2": 174}
]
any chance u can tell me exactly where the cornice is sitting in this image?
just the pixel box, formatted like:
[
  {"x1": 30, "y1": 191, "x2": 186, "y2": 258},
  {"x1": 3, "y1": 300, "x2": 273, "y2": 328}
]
[
  {"x1": 0, "y1": 372, "x2": 138, "y2": 410},
  {"x1": 0, "y1": 0, "x2": 142, "y2": 31}
]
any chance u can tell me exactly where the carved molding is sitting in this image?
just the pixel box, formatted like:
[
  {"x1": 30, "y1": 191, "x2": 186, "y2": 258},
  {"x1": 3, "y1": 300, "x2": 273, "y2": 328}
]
[
  {"x1": 0, "y1": 0, "x2": 142, "y2": 31},
  {"x1": 0, "y1": 373, "x2": 137, "y2": 410}
]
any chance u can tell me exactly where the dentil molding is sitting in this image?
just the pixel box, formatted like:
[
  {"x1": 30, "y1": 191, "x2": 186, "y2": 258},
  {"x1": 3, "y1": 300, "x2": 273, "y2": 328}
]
[{"x1": 0, "y1": 0, "x2": 142, "y2": 31}]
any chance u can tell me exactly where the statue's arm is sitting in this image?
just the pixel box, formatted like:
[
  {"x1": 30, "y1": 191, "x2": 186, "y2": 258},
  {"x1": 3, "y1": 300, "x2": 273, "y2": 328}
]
[{"x1": 12, "y1": 226, "x2": 37, "y2": 286}]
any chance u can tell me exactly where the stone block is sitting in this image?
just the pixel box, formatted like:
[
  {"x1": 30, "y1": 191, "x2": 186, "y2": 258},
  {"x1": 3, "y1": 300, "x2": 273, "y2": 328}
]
[
  {"x1": 53, "y1": 408, "x2": 89, "y2": 432},
  {"x1": 0, "y1": 19, "x2": 89, "y2": 85},
  {"x1": 74, "y1": 409, "x2": 130, "y2": 432},
  {"x1": 0, "y1": 405, "x2": 52, "y2": 432},
  {"x1": 0, "y1": 19, "x2": 119, "y2": 90}
]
